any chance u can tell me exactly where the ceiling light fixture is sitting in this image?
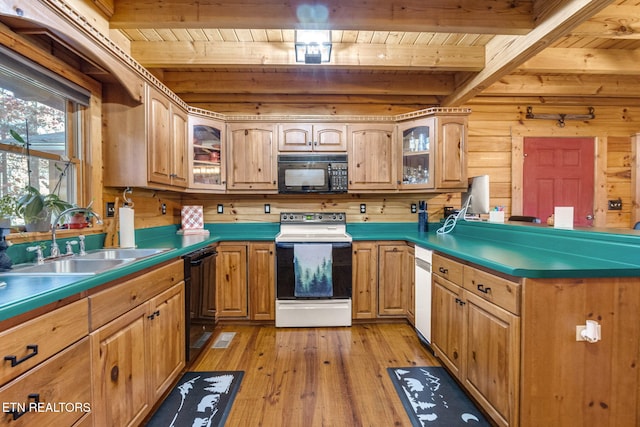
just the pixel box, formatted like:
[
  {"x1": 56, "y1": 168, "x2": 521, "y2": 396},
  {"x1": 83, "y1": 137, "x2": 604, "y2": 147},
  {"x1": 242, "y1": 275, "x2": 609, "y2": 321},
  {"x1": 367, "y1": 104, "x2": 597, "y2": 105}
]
[{"x1": 295, "y1": 30, "x2": 332, "y2": 64}]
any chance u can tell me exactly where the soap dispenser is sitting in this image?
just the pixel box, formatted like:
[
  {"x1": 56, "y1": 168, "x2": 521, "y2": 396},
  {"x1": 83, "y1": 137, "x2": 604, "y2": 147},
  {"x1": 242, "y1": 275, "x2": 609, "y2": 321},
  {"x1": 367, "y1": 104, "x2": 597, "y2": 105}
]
[{"x1": 0, "y1": 228, "x2": 12, "y2": 272}]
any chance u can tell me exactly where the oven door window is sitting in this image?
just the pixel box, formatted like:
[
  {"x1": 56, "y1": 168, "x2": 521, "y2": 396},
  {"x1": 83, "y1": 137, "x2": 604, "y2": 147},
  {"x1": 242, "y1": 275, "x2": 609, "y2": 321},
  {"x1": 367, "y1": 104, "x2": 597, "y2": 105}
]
[{"x1": 276, "y1": 242, "x2": 352, "y2": 299}]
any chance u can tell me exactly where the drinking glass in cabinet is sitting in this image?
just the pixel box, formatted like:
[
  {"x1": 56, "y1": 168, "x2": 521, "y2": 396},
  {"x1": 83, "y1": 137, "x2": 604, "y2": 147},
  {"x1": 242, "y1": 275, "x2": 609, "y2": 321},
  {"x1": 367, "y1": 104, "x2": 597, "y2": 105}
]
[{"x1": 402, "y1": 125, "x2": 431, "y2": 185}]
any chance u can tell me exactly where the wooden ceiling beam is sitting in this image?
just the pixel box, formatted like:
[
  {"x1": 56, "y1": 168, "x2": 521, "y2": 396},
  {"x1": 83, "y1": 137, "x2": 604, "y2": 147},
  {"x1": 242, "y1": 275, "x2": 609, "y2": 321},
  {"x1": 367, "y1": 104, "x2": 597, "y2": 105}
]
[
  {"x1": 441, "y1": 0, "x2": 615, "y2": 106},
  {"x1": 160, "y1": 70, "x2": 454, "y2": 95},
  {"x1": 570, "y1": 5, "x2": 640, "y2": 38},
  {"x1": 110, "y1": 0, "x2": 534, "y2": 34},
  {"x1": 179, "y1": 93, "x2": 441, "y2": 105},
  {"x1": 518, "y1": 48, "x2": 640, "y2": 74},
  {"x1": 484, "y1": 74, "x2": 640, "y2": 97},
  {"x1": 131, "y1": 41, "x2": 484, "y2": 71}
]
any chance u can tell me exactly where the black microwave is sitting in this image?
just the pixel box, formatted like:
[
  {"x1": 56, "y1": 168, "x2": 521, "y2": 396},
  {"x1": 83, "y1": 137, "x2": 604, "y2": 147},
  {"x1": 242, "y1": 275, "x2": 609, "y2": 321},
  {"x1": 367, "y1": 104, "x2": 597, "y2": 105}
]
[{"x1": 277, "y1": 154, "x2": 348, "y2": 194}]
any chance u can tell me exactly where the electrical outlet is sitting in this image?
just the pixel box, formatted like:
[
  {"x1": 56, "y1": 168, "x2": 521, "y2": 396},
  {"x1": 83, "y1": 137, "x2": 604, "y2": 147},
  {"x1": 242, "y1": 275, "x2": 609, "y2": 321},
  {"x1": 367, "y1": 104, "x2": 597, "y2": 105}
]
[
  {"x1": 217, "y1": 204, "x2": 224, "y2": 214},
  {"x1": 360, "y1": 204, "x2": 366, "y2": 214},
  {"x1": 264, "y1": 204, "x2": 271, "y2": 214},
  {"x1": 608, "y1": 199, "x2": 622, "y2": 210},
  {"x1": 161, "y1": 203, "x2": 166, "y2": 215},
  {"x1": 106, "y1": 202, "x2": 115, "y2": 218},
  {"x1": 411, "y1": 203, "x2": 417, "y2": 213}
]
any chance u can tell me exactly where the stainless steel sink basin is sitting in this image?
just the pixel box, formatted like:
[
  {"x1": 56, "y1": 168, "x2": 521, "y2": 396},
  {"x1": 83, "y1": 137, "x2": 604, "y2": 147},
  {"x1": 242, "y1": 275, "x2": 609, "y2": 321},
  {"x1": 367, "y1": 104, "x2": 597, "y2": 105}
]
[
  {"x1": 6, "y1": 258, "x2": 131, "y2": 276},
  {"x1": 81, "y1": 248, "x2": 172, "y2": 260}
]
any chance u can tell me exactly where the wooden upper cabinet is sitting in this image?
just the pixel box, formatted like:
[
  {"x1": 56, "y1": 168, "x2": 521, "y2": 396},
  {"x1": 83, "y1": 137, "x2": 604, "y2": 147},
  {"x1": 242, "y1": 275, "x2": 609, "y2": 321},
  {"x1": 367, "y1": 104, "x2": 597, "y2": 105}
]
[
  {"x1": 147, "y1": 86, "x2": 189, "y2": 187},
  {"x1": 397, "y1": 113, "x2": 468, "y2": 192},
  {"x1": 188, "y1": 115, "x2": 226, "y2": 191},
  {"x1": 103, "y1": 82, "x2": 188, "y2": 189},
  {"x1": 435, "y1": 115, "x2": 467, "y2": 189},
  {"x1": 226, "y1": 123, "x2": 278, "y2": 192},
  {"x1": 279, "y1": 123, "x2": 347, "y2": 152},
  {"x1": 397, "y1": 118, "x2": 436, "y2": 191},
  {"x1": 348, "y1": 123, "x2": 396, "y2": 191}
]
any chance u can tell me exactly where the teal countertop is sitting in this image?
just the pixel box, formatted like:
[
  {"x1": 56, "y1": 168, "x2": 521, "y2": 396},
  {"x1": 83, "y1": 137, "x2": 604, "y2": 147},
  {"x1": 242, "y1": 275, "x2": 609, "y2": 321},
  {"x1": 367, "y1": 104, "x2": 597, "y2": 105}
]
[{"x1": 2, "y1": 220, "x2": 640, "y2": 322}]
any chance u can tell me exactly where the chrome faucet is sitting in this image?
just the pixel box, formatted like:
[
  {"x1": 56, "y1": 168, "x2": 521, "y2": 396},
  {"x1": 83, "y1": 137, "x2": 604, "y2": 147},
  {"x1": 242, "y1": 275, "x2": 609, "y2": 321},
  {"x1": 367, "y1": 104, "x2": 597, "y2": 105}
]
[{"x1": 50, "y1": 207, "x2": 104, "y2": 258}]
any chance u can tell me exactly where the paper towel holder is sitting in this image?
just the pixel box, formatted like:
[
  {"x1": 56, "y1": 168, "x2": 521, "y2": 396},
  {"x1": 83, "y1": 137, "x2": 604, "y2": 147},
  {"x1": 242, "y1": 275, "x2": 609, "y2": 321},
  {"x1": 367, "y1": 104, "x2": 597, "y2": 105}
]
[{"x1": 123, "y1": 187, "x2": 134, "y2": 208}]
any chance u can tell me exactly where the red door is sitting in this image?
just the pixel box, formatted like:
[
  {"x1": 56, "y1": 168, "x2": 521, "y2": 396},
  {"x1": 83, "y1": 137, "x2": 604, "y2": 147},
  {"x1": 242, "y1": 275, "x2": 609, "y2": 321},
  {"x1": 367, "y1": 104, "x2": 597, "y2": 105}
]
[{"x1": 523, "y1": 137, "x2": 594, "y2": 226}]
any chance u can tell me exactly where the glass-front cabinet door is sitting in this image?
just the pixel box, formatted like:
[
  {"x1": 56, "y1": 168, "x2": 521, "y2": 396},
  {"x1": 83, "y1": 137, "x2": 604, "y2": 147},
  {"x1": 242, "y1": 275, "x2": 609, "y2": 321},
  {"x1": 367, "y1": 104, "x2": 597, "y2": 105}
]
[
  {"x1": 397, "y1": 118, "x2": 435, "y2": 190},
  {"x1": 188, "y1": 115, "x2": 226, "y2": 191}
]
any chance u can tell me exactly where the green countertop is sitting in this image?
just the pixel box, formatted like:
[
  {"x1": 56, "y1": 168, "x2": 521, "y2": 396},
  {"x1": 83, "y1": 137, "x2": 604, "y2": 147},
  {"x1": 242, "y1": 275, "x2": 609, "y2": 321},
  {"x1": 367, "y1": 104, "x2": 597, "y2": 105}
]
[{"x1": 2, "y1": 220, "x2": 640, "y2": 322}]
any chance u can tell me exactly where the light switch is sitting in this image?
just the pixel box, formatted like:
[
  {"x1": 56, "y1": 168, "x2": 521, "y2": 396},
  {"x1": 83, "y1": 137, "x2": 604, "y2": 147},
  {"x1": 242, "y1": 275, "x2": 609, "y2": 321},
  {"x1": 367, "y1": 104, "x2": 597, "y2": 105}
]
[
  {"x1": 264, "y1": 204, "x2": 271, "y2": 214},
  {"x1": 217, "y1": 204, "x2": 223, "y2": 214}
]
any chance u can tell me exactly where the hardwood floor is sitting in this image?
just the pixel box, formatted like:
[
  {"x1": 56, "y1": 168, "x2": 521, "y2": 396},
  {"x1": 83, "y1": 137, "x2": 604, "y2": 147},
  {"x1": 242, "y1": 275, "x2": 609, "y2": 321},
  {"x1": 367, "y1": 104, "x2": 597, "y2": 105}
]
[{"x1": 192, "y1": 322, "x2": 440, "y2": 426}]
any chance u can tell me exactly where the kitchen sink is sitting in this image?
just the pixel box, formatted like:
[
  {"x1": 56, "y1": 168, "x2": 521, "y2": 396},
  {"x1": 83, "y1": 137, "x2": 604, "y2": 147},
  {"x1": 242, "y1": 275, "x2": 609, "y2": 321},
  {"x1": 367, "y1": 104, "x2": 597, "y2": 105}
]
[
  {"x1": 5, "y1": 258, "x2": 132, "y2": 276},
  {"x1": 81, "y1": 248, "x2": 172, "y2": 260}
]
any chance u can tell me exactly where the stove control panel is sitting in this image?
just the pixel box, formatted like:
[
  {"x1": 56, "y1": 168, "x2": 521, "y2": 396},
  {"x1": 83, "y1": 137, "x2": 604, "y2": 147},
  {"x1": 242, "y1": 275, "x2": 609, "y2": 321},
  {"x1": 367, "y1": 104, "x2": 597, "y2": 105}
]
[{"x1": 280, "y1": 212, "x2": 346, "y2": 224}]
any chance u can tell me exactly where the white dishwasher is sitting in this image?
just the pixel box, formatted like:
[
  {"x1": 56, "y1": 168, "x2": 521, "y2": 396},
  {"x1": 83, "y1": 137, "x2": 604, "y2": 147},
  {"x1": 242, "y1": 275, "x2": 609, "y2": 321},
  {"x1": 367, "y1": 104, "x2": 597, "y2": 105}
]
[{"x1": 414, "y1": 246, "x2": 433, "y2": 345}]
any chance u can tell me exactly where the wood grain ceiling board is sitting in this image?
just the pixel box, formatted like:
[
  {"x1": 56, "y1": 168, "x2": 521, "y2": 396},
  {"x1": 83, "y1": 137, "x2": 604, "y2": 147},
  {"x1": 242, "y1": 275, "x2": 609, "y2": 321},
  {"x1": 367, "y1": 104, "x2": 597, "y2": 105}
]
[{"x1": 9, "y1": 0, "x2": 637, "y2": 111}]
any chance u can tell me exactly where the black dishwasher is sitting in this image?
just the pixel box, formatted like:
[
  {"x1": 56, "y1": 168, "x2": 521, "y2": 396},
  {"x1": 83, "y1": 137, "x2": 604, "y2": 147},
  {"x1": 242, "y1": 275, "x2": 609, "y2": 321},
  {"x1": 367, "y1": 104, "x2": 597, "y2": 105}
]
[{"x1": 183, "y1": 245, "x2": 217, "y2": 363}]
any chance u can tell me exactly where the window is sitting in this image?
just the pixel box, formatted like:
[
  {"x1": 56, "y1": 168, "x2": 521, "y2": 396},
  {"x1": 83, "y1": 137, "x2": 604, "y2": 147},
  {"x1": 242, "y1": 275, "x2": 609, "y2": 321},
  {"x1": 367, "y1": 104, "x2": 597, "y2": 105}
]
[{"x1": 0, "y1": 47, "x2": 90, "y2": 226}]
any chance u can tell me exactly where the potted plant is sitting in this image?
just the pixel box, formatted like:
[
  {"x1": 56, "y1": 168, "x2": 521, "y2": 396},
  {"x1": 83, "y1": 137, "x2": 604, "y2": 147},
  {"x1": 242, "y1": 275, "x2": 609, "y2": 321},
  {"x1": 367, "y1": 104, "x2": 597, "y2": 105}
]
[
  {"x1": 9, "y1": 129, "x2": 73, "y2": 232},
  {"x1": 0, "y1": 194, "x2": 17, "y2": 228},
  {"x1": 15, "y1": 186, "x2": 72, "y2": 232}
]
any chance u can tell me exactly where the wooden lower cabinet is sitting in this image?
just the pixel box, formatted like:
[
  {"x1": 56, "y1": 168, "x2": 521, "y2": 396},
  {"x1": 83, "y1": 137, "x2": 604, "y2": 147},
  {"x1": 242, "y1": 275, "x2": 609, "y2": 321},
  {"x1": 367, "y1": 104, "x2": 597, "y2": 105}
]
[
  {"x1": 431, "y1": 274, "x2": 465, "y2": 378},
  {"x1": 216, "y1": 243, "x2": 248, "y2": 318},
  {"x1": 249, "y1": 242, "x2": 275, "y2": 321},
  {"x1": 91, "y1": 304, "x2": 150, "y2": 427},
  {"x1": 352, "y1": 242, "x2": 378, "y2": 319},
  {"x1": 352, "y1": 241, "x2": 414, "y2": 319},
  {"x1": 148, "y1": 283, "x2": 186, "y2": 402},
  {"x1": 216, "y1": 242, "x2": 275, "y2": 320},
  {"x1": 464, "y1": 292, "x2": 520, "y2": 427},
  {"x1": 91, "y1": 281, "x2": 185, "y2": 427},
  {"x1": 89, "y1": 261, "x2": 186, "y2": 427},
  {"x1": 432, "y1": 253, "x2": 520, "y2": 427},
  {"x1": 378, "y1": 243, "x2": 412, "y2": 316},
  {"x1": 0, "y1": 337, "x2": 91, "y2": 427},
  {"x1": 406, "y1": 246, "x2": 415, "y2": 325}
]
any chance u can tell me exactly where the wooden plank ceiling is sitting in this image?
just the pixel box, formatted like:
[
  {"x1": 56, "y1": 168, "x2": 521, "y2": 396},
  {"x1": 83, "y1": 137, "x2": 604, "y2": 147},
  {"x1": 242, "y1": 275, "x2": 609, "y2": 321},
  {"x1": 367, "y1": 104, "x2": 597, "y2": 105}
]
[{"x1": 88, "y1": 0, "x2": 640, "y2": 112}]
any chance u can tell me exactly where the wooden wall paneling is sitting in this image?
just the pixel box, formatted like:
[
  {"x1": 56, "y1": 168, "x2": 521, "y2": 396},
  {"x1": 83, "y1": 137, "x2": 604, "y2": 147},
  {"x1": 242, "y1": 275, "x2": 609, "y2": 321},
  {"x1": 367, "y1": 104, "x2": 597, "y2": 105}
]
[
  {"x1": 605, "y1": 136, "x2": 633, "y2": 228},
  {"x1": 102, "y1": 187, "x2": 182, "y2": 229},
  {"x1": 181, "y1": 193, "x2": 460, "y2": 225},
  {"x1": 594, "y1": 136, "x2": 608, "y2": 228},
  {"x1": 468, "y1": 103, "x2": 639, "y2": 228},
  {"x1": 511, "y1": 135, "x2": 524, "y2": 217}
]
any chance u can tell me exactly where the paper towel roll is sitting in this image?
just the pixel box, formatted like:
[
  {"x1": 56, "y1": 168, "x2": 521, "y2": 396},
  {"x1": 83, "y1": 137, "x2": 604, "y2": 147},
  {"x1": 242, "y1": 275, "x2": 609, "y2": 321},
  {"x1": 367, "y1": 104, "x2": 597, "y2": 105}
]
[{"x1": 119, "y1": 207, "x2": 136, "y2": 248}]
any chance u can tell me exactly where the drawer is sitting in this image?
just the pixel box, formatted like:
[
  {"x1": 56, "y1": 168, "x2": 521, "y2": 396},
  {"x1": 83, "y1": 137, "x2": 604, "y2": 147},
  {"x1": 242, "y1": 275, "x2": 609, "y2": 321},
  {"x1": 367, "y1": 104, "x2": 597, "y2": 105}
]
[
  {"x1": 463, "y1": 266, "x2": 521, "y2": 315},
  {"x1": 0, "y1": 299, "x2": 88, "y2": 386},
  {"x1": 433, "y1": 254, "x2": 464, "y2": 284},
  {"x1": 89, "y1": 259, "x2": 183, "y2": 330},
  {"x1": 0, "y1": 337, "x2": 91, "y2": 427}
]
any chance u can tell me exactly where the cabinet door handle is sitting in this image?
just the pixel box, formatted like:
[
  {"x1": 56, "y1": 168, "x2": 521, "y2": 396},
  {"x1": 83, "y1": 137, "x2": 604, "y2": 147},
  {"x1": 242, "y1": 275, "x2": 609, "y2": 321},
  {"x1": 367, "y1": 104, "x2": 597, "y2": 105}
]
[
  {"x1": 147, "y1": 310, "x2": 160, "y2": 320},
  {"x1": 477, "y1": 284, "x2": 491, "y2": 294},
  {"x1": 4, "y1": 344, "x2": 38, "y2": 367},
  {"x1": 7, "y1": 393, "x2": 39, "y2": 420},
  {"x1": 439, "y1": 267, "x2": 448, "y2": 274}
]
